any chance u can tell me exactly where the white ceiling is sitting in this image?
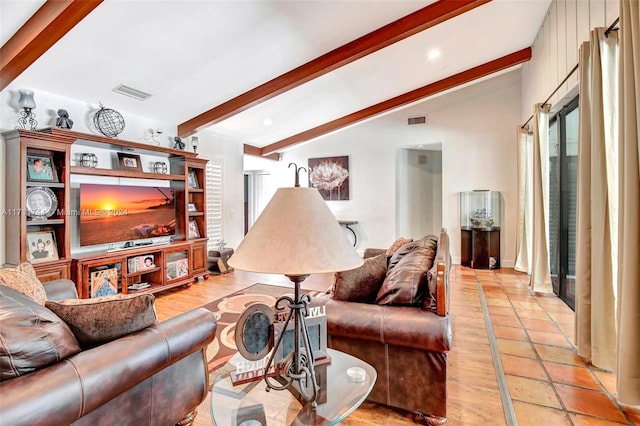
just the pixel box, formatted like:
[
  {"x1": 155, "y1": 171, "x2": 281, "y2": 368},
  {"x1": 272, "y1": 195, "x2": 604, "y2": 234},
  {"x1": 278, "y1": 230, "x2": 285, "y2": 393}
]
[{"x1": 1, "y1": 0, "x2": 551, "y2": 151}]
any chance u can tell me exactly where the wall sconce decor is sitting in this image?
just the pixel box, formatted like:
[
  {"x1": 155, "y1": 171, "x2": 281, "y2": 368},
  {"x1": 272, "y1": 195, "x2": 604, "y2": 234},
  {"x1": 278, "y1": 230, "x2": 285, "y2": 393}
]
[
  {"x1": 17, "y1": 89, "x2": 37, "y2": 130},
  {"x1": 153, "y1": 161, "x2": 168, "y2": 174},
  {"x1": 80, "y1": 153, "x2": 98, "y2": 168},
  {"x1": 191, "y1": 136, "x2": 199, "y2": 153}
]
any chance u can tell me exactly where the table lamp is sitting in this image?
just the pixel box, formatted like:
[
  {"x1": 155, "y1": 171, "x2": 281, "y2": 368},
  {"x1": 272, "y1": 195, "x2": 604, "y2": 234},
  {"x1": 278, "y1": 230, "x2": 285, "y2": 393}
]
[{"x1": 228, "y1": 163, "x2": 362, "y2": 403}]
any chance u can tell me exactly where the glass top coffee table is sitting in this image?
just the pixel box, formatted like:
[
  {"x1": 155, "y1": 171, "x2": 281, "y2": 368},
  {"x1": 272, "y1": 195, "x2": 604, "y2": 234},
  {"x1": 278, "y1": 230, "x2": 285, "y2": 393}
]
[{"x1": 210, "y1": 348, "x2": 376, "y2": 425}]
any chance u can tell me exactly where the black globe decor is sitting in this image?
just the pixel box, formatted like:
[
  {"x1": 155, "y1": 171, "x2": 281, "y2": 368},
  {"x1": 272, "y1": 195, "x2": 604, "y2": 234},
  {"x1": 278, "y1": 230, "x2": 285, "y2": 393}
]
[{"x1": 93, "y1": 103, "x2": 125, "y2": 138}]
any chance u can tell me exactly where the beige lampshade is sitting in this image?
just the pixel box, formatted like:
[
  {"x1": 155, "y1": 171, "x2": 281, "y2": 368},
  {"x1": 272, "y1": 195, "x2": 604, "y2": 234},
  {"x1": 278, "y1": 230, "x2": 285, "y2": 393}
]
[{"x1": 228, "y1": 187, "x2": 363, "y2": 275}]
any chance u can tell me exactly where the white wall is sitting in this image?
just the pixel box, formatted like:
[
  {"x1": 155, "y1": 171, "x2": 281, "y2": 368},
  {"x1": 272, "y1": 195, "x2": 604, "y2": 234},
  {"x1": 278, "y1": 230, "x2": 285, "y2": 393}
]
[
  {"x1": 396, "y1": 148, "x2": 442, "y2": 238},
  {"x1": 521, "y1": 0, "x2": 618, "y2": 119},
  {"x1": 0, "y1": 84, "x2": 246, "y2": 265},
  {"x1": 251, "y1": 70, "x2": 522, "y2": 266},
  {"x1": 197, "y1": 128, "x2": 245, "y2": 250}
]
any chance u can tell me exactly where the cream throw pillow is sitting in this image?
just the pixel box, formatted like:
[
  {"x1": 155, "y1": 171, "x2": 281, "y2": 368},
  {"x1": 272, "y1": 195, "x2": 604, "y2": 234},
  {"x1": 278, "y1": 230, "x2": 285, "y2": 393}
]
[{"x1": 0, "y1": 262, "x2": 47, "y2": 305}]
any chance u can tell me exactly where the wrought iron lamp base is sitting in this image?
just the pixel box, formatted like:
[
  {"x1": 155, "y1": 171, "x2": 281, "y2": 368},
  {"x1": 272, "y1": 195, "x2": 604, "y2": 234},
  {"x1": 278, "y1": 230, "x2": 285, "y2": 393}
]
[{"x1": 263, "y1": 274, "x2": 320, "y2": 405}]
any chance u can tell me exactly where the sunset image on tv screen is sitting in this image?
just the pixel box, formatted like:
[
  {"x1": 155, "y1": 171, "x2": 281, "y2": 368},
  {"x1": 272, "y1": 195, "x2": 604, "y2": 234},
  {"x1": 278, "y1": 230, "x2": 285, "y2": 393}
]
[{"x1": 79, "y1": 184, "x2": 175, "y2": 246}]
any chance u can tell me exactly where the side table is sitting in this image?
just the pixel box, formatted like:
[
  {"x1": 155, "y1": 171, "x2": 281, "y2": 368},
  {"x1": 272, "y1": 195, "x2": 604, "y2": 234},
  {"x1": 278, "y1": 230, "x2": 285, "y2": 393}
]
[
  {"x1": 208, "y1": 248, "x2": 234, "y2": 274},
  {"x1": 210, "y1": 348, "x2": 376, "y2": 425}
]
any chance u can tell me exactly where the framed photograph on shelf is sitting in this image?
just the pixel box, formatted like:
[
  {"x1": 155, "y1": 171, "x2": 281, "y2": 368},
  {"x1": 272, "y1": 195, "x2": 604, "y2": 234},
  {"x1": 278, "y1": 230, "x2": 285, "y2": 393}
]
[
  {"x1": 90, "y1": 267, "x2": 118, "y2": 298},
  {"x1": 166, "y1": 262, "x2": 177, "y2": 280},
  {"x1": 117, "y1": 153, "x2": 143, "y2": 172},
  {"x1": 26, "y1": 231, "x2": 59, "y2": 263},
  {"x1": 188, "y1": 203, "x2": 197, "y2": 212},
  {"x1": 26, "y1": 154, "x2": 58, "y2": 182},
  {"x1": 25, "y1": 186, "x2": 58, "y2": 220},
  {"x1": 176, "y1": 258, "x2": 189, "y2": 278},
  {"x1": 188, "y1": 219, "x2": 200, "y2": 238},
  {"x1": 187, "y1": 170, "x2": 199, "y2": 189}
]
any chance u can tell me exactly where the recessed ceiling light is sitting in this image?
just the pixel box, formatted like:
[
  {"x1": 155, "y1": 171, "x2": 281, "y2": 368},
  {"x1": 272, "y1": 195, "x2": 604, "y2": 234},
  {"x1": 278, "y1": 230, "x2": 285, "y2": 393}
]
[
  {"x1": 263, "y1": 118, "x2": 273, "y2": 126},
  {"x1": 427, "y1": 49, "x2": 441, "y2": 61}
]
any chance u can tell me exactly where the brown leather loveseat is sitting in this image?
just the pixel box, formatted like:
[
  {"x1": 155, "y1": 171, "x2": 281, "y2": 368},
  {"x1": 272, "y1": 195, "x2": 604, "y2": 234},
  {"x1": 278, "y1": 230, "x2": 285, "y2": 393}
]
[
  {"x1": 0, "y1": 278, "x2": 216, "y2": 426},
  {"x1": 323, "y1": 228, "x2": 451, "y2": 423}
]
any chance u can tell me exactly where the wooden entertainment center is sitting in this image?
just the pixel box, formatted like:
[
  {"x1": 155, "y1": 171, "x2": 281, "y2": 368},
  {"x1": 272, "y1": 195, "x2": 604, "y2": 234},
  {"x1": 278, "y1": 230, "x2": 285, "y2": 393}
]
[{"x1": 3, "y1": 128, "x2": 210, "y2": 297}]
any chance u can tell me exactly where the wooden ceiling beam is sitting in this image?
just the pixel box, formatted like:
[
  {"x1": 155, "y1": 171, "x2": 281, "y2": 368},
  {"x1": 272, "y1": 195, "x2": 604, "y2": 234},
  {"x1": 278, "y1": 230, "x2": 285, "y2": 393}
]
[
  {"x1": 177, "y1": 0, "x2": 491, "y2": 137},
  {"x1": 0, "y1": 0, "x2": 103, "y2": 91},
  {"x1": 259, "y1": 47, "x2": 532, "y2": 156},
  {"x1": 244, "y1": 143, "x2": 280, "y2": 161}
]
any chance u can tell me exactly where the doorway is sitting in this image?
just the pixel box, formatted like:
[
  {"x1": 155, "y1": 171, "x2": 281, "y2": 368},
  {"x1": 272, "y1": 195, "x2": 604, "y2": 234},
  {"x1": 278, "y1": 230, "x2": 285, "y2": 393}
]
[
  {"x1": 396, "y1": 147, "x2": 443, "y2": 238},
  {"x1": 244, "y1": 170, "x2": 274, "y2": 235}
]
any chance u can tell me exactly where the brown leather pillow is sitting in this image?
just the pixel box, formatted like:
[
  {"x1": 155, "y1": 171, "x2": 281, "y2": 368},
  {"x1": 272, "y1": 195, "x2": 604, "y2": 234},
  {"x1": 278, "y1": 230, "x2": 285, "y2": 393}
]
[
  {"x1": 46, "y1": 293, "x2": 157, "y2": 349},
  {"x1": 376, "y1": 235, "x2": 438, "y2": 306},
  {"x1": 0, "y1": 285, "x2": 81, "y2": 380},
  {"x1": 332, "y1": 253, "x2": 387, "y2": 303}
]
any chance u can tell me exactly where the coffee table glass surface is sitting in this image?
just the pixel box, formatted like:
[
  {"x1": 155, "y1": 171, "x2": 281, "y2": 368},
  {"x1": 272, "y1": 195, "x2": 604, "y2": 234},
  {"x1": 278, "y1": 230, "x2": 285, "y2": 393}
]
[{"x1": 210, "y1": 348, "x2": 376, "y2": 426}]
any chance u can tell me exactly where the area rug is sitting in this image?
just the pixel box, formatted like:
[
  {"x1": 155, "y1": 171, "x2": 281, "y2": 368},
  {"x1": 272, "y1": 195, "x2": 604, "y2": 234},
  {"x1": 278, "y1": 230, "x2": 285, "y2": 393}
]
[{"x1": 201, "y1": 283, "x2": 324, "y2": 382}]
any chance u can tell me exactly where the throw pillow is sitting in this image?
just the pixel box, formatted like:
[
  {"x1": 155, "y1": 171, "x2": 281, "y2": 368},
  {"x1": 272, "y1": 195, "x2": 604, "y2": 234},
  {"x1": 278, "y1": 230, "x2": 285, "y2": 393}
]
[
  {"x1": 45, "y1": 293, "x2": 157, "y2": 349},
  {"x1": 0, "y1": 262, "x2": 47, "y2": 305},
  {"x1": 0, "y1": 285, "x2": 81, "y2": 380},
  {"x1": 385, "y1": 237, "x2": 413, "y2": 256},
  {"x1": 332, "y1": 253, "x2": 387, "y2": 303},
  {"x1": 376, "y1": 235, "x2": 438, "y2": 306}
]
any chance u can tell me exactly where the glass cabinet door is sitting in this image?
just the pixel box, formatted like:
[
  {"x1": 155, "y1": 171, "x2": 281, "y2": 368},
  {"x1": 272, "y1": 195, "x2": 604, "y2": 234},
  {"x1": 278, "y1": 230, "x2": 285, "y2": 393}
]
[{"x1": 548, "y1": 97, "x2": 578, "y2": 310}]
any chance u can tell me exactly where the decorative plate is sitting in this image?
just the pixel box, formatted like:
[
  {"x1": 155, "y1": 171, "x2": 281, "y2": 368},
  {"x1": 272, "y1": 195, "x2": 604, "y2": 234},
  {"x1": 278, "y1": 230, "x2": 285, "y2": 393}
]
[
  {"x1": 235, "y1": 302, "x2": 275, "y2": 361},
  {"x1": 25, "y1": 187, "x2": 57, "y2": 220}
]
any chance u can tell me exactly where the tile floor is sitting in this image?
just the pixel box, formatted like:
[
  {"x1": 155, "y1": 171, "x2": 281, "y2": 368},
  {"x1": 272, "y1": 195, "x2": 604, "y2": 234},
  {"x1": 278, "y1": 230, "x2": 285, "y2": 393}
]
[{"x1": 457, "y1": 267, "x2": 639, "y2": 425}]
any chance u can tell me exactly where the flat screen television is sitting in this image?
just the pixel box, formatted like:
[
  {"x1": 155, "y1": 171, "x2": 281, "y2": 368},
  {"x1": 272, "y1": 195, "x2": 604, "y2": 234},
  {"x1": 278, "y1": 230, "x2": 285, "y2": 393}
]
[{"x1": 79, "y1": 183, "x2": 176, "y2": 247}]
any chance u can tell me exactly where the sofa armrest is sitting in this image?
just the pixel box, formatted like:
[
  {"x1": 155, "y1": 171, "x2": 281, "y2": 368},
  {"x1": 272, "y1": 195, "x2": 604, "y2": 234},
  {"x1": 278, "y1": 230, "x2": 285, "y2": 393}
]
[
  {"x1": 0, "y1": 308, "x2": 216, "y2": 425},
  {"x1": 325, "y1": 298, "x2": 451, "y2": 353},
  {"x1": 434, "y1": 228, "x2": 451, "y2": 317},
  {"x1": 43, "y1": 279, "x2": 78, "y2": 301}
]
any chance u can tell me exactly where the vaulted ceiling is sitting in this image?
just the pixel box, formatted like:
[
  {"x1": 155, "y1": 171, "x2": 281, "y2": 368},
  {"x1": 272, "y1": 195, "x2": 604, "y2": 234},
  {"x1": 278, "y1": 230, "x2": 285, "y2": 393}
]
[{"x1": 1, "y1": 0, "x2": 551, "y2": 158}]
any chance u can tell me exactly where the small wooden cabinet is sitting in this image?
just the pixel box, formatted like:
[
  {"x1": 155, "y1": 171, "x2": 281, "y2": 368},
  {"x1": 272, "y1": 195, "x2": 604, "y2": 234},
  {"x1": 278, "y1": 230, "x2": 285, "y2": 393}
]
[
  {"x1": 72, "y1": 242, "x2": 201, "y2": 298},
  {"x1": 3, "y1": 128, "x2": 211, "y2": 295},
  {"x1": 461, "y1": 227, "x2": 501, "y2": 269}
]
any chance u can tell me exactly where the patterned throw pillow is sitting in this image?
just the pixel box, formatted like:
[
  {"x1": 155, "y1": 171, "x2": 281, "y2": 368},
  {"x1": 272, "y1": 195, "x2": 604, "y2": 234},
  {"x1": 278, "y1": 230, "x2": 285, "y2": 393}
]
[
  {"x1": 45, "y1": 293, "x2": 157, "y2": 349},
  {"x1": 0, "y1": 262, "x2": 47, "y2": 305},
  {"x1": 386, "y1": 237, "x2": 413, "y2": 256}
]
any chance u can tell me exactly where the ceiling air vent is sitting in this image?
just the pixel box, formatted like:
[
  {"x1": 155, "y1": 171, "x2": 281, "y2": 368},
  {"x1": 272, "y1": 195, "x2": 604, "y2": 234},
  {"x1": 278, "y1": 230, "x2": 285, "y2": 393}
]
[
  {"x1": 112, "y1": 84, "x2": 153, "y2": 101},
  {"x1": 407, "y1": 116, "x2": 427, "y2": 125}
]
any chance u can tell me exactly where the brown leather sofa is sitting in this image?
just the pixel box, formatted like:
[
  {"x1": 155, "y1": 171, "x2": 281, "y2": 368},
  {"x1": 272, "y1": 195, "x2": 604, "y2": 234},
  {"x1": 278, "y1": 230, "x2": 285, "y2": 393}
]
[
  {"x1": 0, "y1": 279, "x2": 217, "y2": 426},
  {"x1": 323, "y1": 228, "x2": 451, "y2": 423}
]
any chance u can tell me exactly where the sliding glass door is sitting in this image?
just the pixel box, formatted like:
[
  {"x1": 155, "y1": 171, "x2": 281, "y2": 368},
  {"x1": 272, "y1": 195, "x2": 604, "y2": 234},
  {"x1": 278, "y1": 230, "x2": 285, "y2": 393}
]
[{"x1": 548, "y1": 97, "x2": 579, "y2": 310}]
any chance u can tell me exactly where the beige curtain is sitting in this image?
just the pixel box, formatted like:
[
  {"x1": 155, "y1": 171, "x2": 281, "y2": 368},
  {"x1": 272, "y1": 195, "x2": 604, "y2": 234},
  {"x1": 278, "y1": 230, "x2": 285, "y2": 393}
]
[
  {"x1": 530, "y1": 104, "x2": 553, "y2": 292},
  {"x1": 575, "y1": 28, "x2": 619, "y2": 372},
  {"x1": 616, "y1": 0, "x2": 640, "y2": 406},
  {"x1": 515, "y1": 127, "x2": 533, "y2": 273}
]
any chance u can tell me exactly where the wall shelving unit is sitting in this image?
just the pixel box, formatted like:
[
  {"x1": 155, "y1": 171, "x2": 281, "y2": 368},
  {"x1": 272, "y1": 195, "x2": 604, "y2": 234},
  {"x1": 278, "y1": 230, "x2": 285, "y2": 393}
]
[{"x1": 3, "y1": 128, "x2": 210, "y2": 297}]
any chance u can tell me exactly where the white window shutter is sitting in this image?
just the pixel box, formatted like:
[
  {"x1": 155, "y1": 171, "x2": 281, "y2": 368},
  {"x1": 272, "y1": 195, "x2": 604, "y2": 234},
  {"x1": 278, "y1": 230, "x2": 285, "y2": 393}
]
[{"x1": 206, "y1": 158, "x2": 223, "y2": 249}]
